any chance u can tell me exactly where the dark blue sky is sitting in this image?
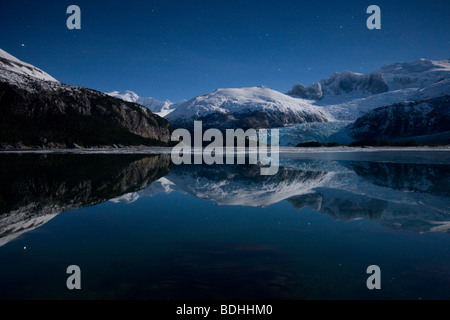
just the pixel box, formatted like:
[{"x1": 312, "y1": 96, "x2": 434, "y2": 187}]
[{"x1": 1, "y1": 0, "x2": 449, "y2": 101}]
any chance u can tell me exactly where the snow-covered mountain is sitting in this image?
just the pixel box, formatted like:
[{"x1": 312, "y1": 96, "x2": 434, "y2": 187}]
[
  {"x1": 107, "y1": 90, "x2": 175, "y2": 117},
  {"x1": 288, "y1": 58, "x2": 450, "y2": 121},
  {"x1": 166, "y1": 86, "x2": 333, "y2": 131},
  {"x1": 377, "y1": 58, "x2": 450, "y2": 91},
  {"x1": 107, "y1": 90, "x2": 140, "y2": 102},
  {"x1": 289, "y1": 71, "x2": 389, "y2": 99},
  {"x1": 165, "y1": 58, "x2": 448, "y2": 144},
  {"x1": 3, "y1": 47, "x2": 447, "y2": 145}
]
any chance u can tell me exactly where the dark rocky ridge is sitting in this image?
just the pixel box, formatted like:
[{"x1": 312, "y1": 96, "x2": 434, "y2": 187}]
[
  {"x1": 350, "y1": 95, "x2": 450, "y2": 142},
  {"x1": 288, "y1": 71, "x2": 389, "y2": 99},
  {"x1": 0, "y1": 49, "x2": 172, "y2": 148},
  {"x1": 0, "y1": 80, "x2": 172, "y2": 148}
]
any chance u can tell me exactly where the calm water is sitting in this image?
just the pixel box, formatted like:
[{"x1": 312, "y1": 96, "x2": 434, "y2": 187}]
[{"x1": 0, "y1": 151, "x2": 449, "y2": 300}]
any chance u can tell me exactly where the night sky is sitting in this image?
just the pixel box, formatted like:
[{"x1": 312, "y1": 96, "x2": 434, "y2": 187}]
[{"x1": 1, "y1": 0, "x2": 449, "y2": 101}]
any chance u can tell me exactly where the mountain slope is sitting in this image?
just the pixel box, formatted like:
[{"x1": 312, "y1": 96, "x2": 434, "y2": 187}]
[
  {"x1": 350, "y1": 95, "x2": 450, "y2": 143},
  {"x1": 0, "y1": 49, "x2": 57, "y2": 82},
  {"x1": 0, "y1": 49, "x2": 172, "y2": 148},
  {"x1": 377, "y1": 58, "x2": 450, "y2": 91},
  {"x1": 166, "y1": 86, "x2": 333, "y2": 131}
]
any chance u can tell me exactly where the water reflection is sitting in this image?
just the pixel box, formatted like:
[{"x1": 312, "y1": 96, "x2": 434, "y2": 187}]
[
  {"x1": 124, "y1": 159, "x2": 450, "y2": 233},
  {"x1": 0, "y1": 154, "x2": 171, "y2": 246},
  {"x1": 350, "y1": 161, "x2": 450, "y2": 197},
  {"x1": 0, "y1": 153, "x2": 449, "y2": 247}
]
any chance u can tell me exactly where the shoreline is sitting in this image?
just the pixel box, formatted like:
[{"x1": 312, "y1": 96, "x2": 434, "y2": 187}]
[
  {"x1": 2, "y1": 146, "x2": 449, "y2": 165},
  {"x1": 0, "y1": 145, "x2": 449, "y2": 154}
]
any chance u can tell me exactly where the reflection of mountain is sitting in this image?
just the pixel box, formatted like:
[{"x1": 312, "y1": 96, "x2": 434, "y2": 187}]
[
  {"x1": 120, "y1": 159, "x2": 450, "y2": 233},
  {"x1": 284, "y1": 160, "x2": 450, "y2": 233},
  {"x1": 288, "y1": 186, "x2": 450, "y2": 233},
  {"x1": 0, "y1": 154, "x2": 171, "y2": 246},
  {"x1": 110, "y1": 177, "x2": 176, "y2": 203},
  {"x1": 349, "y1": 161, "x2": 450, "y2": 197},
  {"x1": 167, "y1": 164, "x2": 333, "y2": 207},
  {"x1": 288, "y1": 191, "x2": 388, "y2": 222}
]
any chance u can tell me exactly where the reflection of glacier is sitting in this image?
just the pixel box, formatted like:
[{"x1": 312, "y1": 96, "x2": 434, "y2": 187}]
[
  {"x1": 117, "y1": 159, "x2": 450, "y2": 233},
  {"x1": 0, "y1": 154, "x2": 171, "y2": 246}
]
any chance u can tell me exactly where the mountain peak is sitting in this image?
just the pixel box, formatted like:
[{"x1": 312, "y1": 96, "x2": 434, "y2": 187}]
[
  {"x1": 0, "y1": 49, "x2": 24, "y2": 64},
  {"x1": 107, "y1": 90, "x2": 174, "y2": 115},
  {"x1": 289, "y1": 70, "x2": 388, "y2": 99},
  {"x1": 0, "y1": 48, "x2": 58, "y2": 82},
  {"x1": 166, "y1": 85, "x2": 333, "y2": 130},
  {"x1": 107, "y1": 90, "x2": 140, "y2": 103}
]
